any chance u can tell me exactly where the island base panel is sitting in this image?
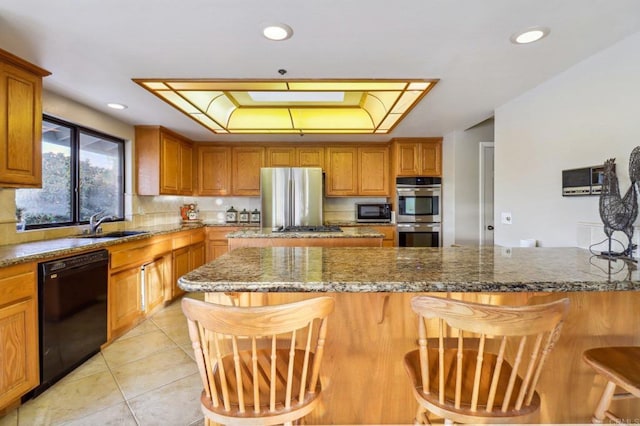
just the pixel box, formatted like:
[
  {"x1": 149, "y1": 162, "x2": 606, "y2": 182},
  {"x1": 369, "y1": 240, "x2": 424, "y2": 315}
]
[{"x1": 202, "y1": 291, "x2": 640, "y2": 424}]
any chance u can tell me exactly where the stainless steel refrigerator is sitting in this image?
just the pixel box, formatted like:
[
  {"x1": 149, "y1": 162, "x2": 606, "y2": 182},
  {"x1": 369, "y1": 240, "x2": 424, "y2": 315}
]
[{"x1": 260, "y1": 167, "x2": 323, "y2": 230}]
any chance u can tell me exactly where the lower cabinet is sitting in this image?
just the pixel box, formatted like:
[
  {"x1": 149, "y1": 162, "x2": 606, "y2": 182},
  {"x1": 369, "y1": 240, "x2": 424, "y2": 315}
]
[
  {"x1": 0, "y1": 263, "x2": 38, "y2": 411},
  {"x1": 109, "y1": 267, "x2": 143, "y2": 338},
  {"x1": 171, "y1": 229, "x2": 206, "y2": 298},
  {"x1": 143, "y1": 254, "x2": 171, "y2": 314},
  {"x1": 107, "y1": 235, "x2": 173, "y2": 340},
  {"x1": 206, "y1": 226, "x2": 241, "y2": 261},
  {"x1": 172, "y1": 246, "x2": 190, "y2": 299}
]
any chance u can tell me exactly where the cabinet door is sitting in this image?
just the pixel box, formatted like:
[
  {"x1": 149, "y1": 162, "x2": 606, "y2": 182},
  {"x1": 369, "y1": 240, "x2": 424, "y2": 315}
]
[
  {"x1": 198, "y1": 146, "x2": 231, "y2": 196},
  {"x1": 144, "y1": 257, "x2": 166, "y2": 314},
  {"x1": 326, "y1": 147, "x2": 358, "y2": 196},
  {"x1": 395, "y1": 142, "x2": 420, "y2": 176},
  {"x1": 109, "y1": 267, "x2": 143, "y2": 338},
  {"x1": 231, "y1": 147, "x2": 264, "y2": 195},
  {"x1": 159, "y1": 133, "x2": 181, "y2": 194},
  {"x1": 172, "y1": 246, "x2": 190, "y2": 298},
  {"x1": 0, "y1": 62, "x2": 43, "y2": 187},
  {"x1": 179, "y1": 142, "x2": 193, "y2": 194},
  {"x1": 0, "y1": 264, "x2": 38, "y2": 409},
  {"x1": 296, "y1": 147, "x2": 324, "y2": 169},
  {"x1": 190, "y1": 242, "x2": 205, "y2": 270},
  {"x1": 266, "y1": 147, "x2": 296, "y2": 166},
  {"x1": 419, "y1": 140, "x2": 442, "y2": 176},
  {"x1": 358, "y1": 147, "x2": 389, "y2": 196}
]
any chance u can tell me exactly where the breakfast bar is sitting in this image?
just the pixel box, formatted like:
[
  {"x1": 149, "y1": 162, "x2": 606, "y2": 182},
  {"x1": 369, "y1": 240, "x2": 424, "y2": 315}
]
[{"x1": 179, "y1": 246, "x2": 640, "y2": 424}]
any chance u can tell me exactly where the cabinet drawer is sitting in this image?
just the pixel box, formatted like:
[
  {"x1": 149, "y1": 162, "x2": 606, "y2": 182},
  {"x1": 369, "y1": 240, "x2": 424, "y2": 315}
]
[
  {"x1": 0, "y1": 264, "x2": 36, "y2": 307},
  {"x1": 110, "y1": 238, "x2": 172, "y2": 270},
  {"x1": 191, "y1": 229, "x2": 205, "y2": 244},
  {"x1": 172, "y1": 232, "x2": 191, "y2": 250}
]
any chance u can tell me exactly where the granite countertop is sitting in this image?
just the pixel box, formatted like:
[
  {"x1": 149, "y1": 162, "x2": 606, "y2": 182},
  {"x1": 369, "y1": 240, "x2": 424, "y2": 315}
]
[
  {"x1": 226, "y1": 227, "x2": 384, "y2": 239},
  {"x1": 0, "y1": 223, "x2": 208, "y2": 268},
  {"x1": 179, "y1": 246, "x2": 640, "y2": 293}
]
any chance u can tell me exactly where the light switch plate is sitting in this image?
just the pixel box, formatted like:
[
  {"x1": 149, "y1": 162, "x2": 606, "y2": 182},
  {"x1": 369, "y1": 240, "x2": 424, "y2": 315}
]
[{"x1": 501, "y1": 212, "x2": 512, "y2": 225}]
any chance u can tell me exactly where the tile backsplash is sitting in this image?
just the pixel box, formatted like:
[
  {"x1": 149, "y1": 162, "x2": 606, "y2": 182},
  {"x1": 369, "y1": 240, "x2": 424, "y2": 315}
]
[{"x1": 0, "y1": 189, "x2": 388, "y2": 246}]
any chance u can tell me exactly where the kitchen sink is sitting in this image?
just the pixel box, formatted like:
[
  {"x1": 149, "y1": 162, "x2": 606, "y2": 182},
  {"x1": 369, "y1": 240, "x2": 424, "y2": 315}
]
[{"x1": 80, "y1": 230, "x2": 149, "y2": 238}]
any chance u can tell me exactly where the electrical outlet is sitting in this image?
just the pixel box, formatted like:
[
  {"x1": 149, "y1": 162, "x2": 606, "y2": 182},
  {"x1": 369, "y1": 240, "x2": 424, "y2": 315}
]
[{"x1": 501, "y1": 212, "x2": 512, "y2": 225}]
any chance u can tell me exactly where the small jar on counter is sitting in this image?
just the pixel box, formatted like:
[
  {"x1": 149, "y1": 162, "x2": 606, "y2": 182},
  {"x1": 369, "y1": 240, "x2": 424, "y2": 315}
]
[
  {"x1": 250, "y1": 209, "x2": 261, "y2": 224},
  {"x1": 239, "y1": 208, "x2": 250, "y2": 224},
  {"x1": 225, "y1": 206, "x2": 238, "y2": 223}
]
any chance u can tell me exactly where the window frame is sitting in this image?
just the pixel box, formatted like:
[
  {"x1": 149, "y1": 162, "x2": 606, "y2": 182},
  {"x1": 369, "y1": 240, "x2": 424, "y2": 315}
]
[{"x1": 19, "y1": 114, "x2": 126, "y2": 230}]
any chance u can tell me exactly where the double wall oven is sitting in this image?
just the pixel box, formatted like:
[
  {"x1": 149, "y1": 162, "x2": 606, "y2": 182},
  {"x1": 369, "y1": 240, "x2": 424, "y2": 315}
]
[{"x1": 396, "y1": 176, "x2": 441, "y2": 247}]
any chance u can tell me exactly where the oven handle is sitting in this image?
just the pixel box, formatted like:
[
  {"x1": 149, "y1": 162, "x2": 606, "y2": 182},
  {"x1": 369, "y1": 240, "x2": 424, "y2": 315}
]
[
  {"x1": 397, "y1": 223, "x2": 441, "y2": 231},
  {"x1": 396, "y1": 187, "x2": 440, "y2": 196}
]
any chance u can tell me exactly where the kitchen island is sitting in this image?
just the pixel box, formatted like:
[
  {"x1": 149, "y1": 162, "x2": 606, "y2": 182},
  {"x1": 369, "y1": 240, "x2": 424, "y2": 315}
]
[
  {"x1": 179, "y1": 246, "x2": 640, "y2": 424},
  {"x1": 226, "y1": 226, "x2": 384, "y2": 249}
]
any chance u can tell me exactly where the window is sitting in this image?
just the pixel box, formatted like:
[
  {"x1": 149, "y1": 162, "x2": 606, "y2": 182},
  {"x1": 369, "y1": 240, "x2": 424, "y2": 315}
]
[{"x1": 16, "y1": 115, "x2": 125, "y2": 230}]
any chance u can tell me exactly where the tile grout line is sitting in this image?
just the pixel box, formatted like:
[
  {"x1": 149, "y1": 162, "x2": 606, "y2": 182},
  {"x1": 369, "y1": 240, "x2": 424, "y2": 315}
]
[{"x1": 99, "y1": 351, "x2": 142, "y2": 426}]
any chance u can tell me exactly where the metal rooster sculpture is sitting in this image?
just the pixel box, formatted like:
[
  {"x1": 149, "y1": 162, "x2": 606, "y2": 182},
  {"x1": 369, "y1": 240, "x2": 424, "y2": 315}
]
[{"x1": 599, "y1": 146, "x2": 640, "y2": 257}]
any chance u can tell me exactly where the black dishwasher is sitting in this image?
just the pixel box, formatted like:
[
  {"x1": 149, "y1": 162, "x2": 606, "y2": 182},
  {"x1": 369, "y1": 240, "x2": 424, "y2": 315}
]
[{"x1": 30, "y1": 249, "x2": 109, "y2": 398}]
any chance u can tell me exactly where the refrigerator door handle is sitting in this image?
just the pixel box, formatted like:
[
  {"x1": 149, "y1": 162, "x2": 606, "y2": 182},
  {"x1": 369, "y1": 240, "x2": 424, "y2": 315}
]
[{"x1": 291, "y1": 179, "x2": 296, "y2": 226}]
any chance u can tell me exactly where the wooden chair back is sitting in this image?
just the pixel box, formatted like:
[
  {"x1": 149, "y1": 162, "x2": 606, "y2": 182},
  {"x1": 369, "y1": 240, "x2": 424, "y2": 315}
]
[
  {"x1": 405, "y1": 295, "x2": 569, "y2": 423},
  {"x1": 182, "y1": 296, "x2": 334, "y2": 426}
]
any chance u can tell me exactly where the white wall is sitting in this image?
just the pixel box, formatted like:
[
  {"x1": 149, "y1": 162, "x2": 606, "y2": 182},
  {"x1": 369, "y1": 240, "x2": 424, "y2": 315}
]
[
  {"x1": 494, "y1": 31, "x2": 640, "y2": 248},
  {"x1": 452, "y1": 120, "x2": 495, "y2": 246}
]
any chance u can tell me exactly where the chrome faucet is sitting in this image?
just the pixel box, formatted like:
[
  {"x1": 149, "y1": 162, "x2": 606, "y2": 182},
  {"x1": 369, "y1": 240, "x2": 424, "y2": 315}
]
[{"x1": 89, "y1": 212, "x2": 116, "y2": 234}]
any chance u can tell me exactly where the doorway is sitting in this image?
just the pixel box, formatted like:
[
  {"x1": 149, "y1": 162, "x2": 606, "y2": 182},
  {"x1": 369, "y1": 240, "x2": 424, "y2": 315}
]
[{"x1": 479, "y1": 142, "x2": 494, "y2": 246}]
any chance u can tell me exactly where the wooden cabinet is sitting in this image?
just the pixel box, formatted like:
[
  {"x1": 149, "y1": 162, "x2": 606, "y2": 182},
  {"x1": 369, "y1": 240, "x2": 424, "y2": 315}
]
[
  {"x1": 172, "y1": 228, "x2": 206, "y2": 298},
  {"x1": 135, "y1": 126, "x2": 193, "y2": 195},
  {"x1": 393, "y1": 138, "x2": 442, "y2": 177},
  {"x1": 266, "y1": 147, "x2": 296, "y2": 166},
  {"x1": 358, "y1": 146, "x2": 389, "y2": 196},
  {"x1": 0, "y1": 49, "x2": 49, "y2": 188},
  {"x1": 143, "y1": 254, "x2": 170, "y2": 314},
  {"x1": 297, "y1": 147, "x2": 324, "y2": 168},
  {"x1": 206, "y1": 226, "x2": 241, "y2": 261},
  {"x1": 109, "y1": 266, "x2": 143, "y2": 338},
  {"x1": 0, "y1": 263, "x2": 38, "y2": 410},
  {"x1": 108, "y1": 235, "x2": 173, "y2": 339},
  {"x1": 197, "y1": 145, "x2": 231, "y2": 196},
  {"x1": 370, "y1": 225, "x2": 396, "y2": 247},
  {"x1": 266, "y1": 146, "x2": 325, "y2": 168},
  {"x1": 231, "y1": 146, "x2": 264, "y2": 196},
  {"x1": 326, "y1": 146, "x2": 389, "y2": 196},
  {"x1": 326, "y1": 147, "x2": 358, "y2": 196}
]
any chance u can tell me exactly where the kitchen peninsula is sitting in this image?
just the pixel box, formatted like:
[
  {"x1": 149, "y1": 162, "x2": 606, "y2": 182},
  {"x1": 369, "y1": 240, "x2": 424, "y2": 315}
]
[
  {"x1": 226, "y1": 226, "x2": 385, "y2": 249},
  {"x1": 179, "y1": 246, "x2": 640, "y2": 424}
]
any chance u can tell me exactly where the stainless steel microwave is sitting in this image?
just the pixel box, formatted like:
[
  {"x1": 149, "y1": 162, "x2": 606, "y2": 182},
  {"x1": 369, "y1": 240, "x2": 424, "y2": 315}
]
[{"x1": 356, "y1": 203, "x2": 392, "y2": 223}]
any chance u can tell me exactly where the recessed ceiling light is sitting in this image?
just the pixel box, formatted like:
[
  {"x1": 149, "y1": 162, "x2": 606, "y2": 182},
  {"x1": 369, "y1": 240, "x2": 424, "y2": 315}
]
[
  {"x1": 510, "y1": 27, "x2": 550, "y2": 44},
  {"x1": 107, "y1": 103, "x2": 127, "y2": 110},
  {"x1": 262, "y1": 23, "x2": 293, "y2": 41}
]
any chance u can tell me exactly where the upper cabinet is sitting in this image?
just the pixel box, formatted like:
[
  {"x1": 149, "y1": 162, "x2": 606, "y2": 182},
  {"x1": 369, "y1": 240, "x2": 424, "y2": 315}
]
[
  {"x1": 326, "y1": 147, "x2": 358, "y2": 196},
  {"x1": 135, "y1": 126, "x2": 193, "y2": 195},
  {"x1": 393, "y1": 138, "x2": 442, "y2": 177},
  {"x1": 326, "y1": 145, "x2": 390, "y2": 197},
  {"x1": 358, "y1": 146, "x2": 389, "y2": 196},
  {"x1": 197, "y1": 145, "x2": 231, "y2": 196},
  {"x1": 266, "y1": 146, "x2": 324, "y2": 168},
  {"x1": 231, "y1": 146, "x2": 264, "y2": 196},
  {"x1": 0, "y1": 49, "x2": 50, "y2": 188}
]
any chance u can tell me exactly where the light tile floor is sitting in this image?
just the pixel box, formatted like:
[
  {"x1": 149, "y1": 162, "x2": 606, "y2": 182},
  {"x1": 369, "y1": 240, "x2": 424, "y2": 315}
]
[{"x1": 0, "y1": 294, "x2": 205, "y2": 426}]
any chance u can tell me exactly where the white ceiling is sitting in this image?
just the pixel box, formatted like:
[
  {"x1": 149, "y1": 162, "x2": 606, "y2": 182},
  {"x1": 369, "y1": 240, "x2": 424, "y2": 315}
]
[{"x1": 2, "y1": 0, "x2": 640, "y2": 142}]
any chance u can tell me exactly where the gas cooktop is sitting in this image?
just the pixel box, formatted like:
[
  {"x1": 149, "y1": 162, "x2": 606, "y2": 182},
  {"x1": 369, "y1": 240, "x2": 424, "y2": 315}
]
[{"x1": 276, "y1": 225, "x2": 342, "y2": 233}]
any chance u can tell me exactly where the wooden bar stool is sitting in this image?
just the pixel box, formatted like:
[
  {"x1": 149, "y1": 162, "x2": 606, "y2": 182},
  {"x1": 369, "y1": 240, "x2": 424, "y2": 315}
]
[
  {"x1": 583, "y1": 346, "x2": 640, "y2": 423},
  {"x1": 403, "y1": 295, "x2": 569, "y2": 424},
  {"x1": 182, "y1": 296, "x2": 335, "y2": 426}
]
